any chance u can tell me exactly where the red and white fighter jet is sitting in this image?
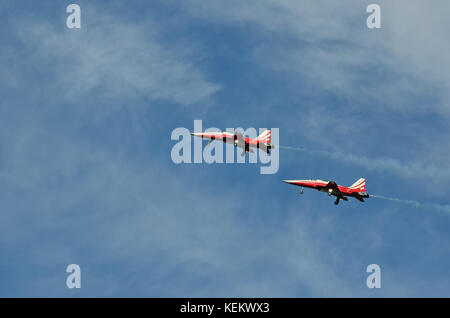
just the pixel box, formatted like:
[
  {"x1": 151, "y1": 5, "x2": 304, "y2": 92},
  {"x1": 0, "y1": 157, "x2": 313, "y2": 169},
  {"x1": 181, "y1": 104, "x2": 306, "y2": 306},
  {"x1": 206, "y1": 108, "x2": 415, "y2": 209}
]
[
  {"x1": 283, "y1": 178, "x2": 370, "y2": 205},
  {"x1": 191, "y1": 130, "x2": 274, "y2": 157}
]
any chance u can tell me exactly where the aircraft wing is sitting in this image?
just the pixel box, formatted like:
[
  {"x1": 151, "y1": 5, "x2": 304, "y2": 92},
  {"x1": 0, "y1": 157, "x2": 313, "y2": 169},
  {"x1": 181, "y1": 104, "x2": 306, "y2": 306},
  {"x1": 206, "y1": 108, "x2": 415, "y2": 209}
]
[
  {"x1": 234, "y1": 132, "x2": 249, "y2": 150},
  {"x1": 324, "y1": 181, "x2": 340, "y2": 191},
  {"x1": 259, "y1": 143, "x2": 269, "y2": 154},
  {"x1": 233, "y1": 132, "x2": 246, "y2": 146}
]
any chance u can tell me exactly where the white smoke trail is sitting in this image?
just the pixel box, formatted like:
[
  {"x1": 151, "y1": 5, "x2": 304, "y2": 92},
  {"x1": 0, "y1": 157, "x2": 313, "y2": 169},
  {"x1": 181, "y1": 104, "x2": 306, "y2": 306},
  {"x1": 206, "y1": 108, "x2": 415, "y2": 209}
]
[
  {"x1": 278, "y1": 145, "x2": 450, "y2": 181},
  {"x1": 371, "y1": 194, "x2": 450, "y2": 215}
]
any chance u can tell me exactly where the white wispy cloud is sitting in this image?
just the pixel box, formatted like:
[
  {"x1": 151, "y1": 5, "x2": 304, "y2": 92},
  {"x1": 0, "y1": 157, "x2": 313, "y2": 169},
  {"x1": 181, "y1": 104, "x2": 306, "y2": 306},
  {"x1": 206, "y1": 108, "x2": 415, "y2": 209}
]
[
  {"x1": 12, "y1": 8, "x2": 220, "y2": 106},
  {"x1": 182, "y1": 0, "x2": 450, "y2": 115}
]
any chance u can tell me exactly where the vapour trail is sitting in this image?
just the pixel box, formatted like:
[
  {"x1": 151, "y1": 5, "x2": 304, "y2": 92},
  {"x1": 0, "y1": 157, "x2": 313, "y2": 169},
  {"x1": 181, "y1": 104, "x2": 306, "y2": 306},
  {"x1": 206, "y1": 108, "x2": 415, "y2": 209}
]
[
  {"x1": 371, "y1": 194, "x2": 450, "y2": 215},
  {"x1": 278, "y1": 145, "x2": 450, "y2": 182}
]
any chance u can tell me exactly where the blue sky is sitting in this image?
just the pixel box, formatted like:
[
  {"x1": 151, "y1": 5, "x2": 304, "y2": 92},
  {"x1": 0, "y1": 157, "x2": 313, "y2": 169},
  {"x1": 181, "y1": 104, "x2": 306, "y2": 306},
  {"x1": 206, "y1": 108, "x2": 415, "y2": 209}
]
[{"x1": 1, "y1": 0, "x2": 450, "y2": 297}]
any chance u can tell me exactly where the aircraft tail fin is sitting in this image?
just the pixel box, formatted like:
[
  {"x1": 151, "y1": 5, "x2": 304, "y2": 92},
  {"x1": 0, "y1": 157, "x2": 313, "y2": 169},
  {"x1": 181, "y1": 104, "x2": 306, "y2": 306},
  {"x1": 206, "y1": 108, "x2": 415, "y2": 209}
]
[
  {"x1": 349, "y1": 178, "x2": 366, "y2": 192},
  {"x1": 257, "y1": 130, "x2": 271, "y2": 144}
]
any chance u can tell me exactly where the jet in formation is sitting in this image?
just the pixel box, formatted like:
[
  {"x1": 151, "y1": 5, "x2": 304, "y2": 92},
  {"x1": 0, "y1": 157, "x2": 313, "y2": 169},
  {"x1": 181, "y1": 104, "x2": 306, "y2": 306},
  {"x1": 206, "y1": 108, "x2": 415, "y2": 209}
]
[
  {"x1": 191, "y1": 130, "x2": 274, "y2": 157},
  {"x1": 283, "y1": 178, "x2": 370, "y2": 205}
]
